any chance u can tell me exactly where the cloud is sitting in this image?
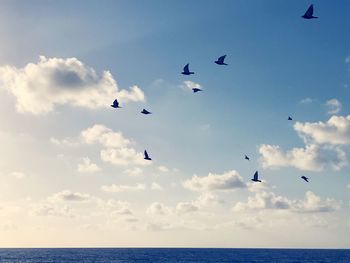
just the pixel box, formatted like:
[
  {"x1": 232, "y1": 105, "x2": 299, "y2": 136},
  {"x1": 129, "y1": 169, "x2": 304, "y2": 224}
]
[
  {"x1": 151, "y1": 182, "x2": 163, "y2": 191},
  {"x1": 259, "y1": 144, "x2": 346, "y2": 172},
  {"x1": 233, "y1": 191, "x2": 291, "y2": 212},
  {"x1": 292, "y1": 191, "x2": 340, "y2": 213},
  {"x1": 8, "y1": 171, "x2": 26, "y2": 179},
  {"x1": 181, "y1": 80, "x2": 202, "y2": 91},
  {"x1": 233, "y1": 191, "x2": 340, "y2": 213},
  {"x1": 101, "y1": 183, "x2": 146, "y2": 193},
  {"x1": 183, "y1": 170, "x2": 246, "y2": 192},
  {"x1": 0, "y1": 56, "x2": 145, "y2": 114},
  {"x1": 123, "y1": 167, "x2": 143, "y2": 177},
  {"x1": 100, "y1": 148, "x2": 149, "y2": 166},
  {"x1": 50, "y1": 137, "x2": 79, "y2": 147},
  {"x1": 81, "y1": 124, "x2": 131, "y2": 148},
  {"x1": 158, "y1": 166, "x2": 169, "y2": 172},
  {"x1": 32, "y1": 204, "x2": 73, "y2": 217},
  {"x1": 77, "y1": 157, "x2": 100, "y2": 173},
  {"x1": 49, "y1": 190, "x2": 91, "y2": 202},
  {"x1": 325, "y1": 99, "x2": 342, "y2": 115},
  {"x1": 294, "y1": 115, "x2": 350, "y2": 145},
  {"x1": 146, "y1": 202, "x2": 171, "y2": 216},
  {"x1": 175, "y1": 202, "x2": 199, "y2": 214},
  {"x1": 300, "y1": 97, "x2": 314, "y2": 104},
  {"x1": 195, "y1": 192, "x2": 223, "y2": 207}
]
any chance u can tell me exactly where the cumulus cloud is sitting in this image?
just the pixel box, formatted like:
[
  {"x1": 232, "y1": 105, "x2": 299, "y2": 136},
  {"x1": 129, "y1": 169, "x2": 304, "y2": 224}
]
[
  {"x1": 146, "y1": 202, "x2": 171, "y2": 216},
  {"x1": 259, "y1": 144, "x2": 346, "y2": 172},
  {"x1": 80, "y1": 124, "x2": 131, "y2": 148},
  {"x1": 300, "y1": 97, "x2": 313, "y2": 104},
  {"x1": 123, "y1": 167, "x2": 143, "y2": 177},
  {"x1": 151, "y1": 182, "x2": 163, "y2": 191},
  {"x1": 181, "y1": 80, "x2": 202, "y2": 91},
  {"x1": 325, "y1": 99, "x2": 342, "y2": 115},
  {"x1": 233, "y1": 191, "x2": 340, "y2": 213},
  {"x1": 158, "y1": 165, "x2": 169, "y2": 172},
  {"x1": 292, "y1": 191, "x2": 340, "y2": 213},
  {"x1": 77, "y1": 157, "x2": 100, "y2": 173},
  {"x1": 32, "y1": 204, "x2": 73, "y2": 217},
  {"x1": 100, "y1": 148, "x2": 149, "y2": 166},
  {"x1": 0, "y1": 56, "x2": 145, "y2": 114},
  {"x1": 175, "y1": 202, "x2": 199, "y2": 214},
  {"x1": 183, "y1": 170, "x2": 246, "y2": 192},
  {"x1": 49, "y1": 190, "x2": 91, "y2": 202},
  {"x1": 101, "y1": 183, "x2": 146, "y2": 193},
  {"x1": 294, "y1": 115, "x2": 350, "y2": 145}
]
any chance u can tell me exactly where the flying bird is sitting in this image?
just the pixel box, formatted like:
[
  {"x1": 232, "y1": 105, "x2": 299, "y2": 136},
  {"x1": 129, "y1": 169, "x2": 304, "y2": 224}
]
[
  {"x1": 215, "y1": 55, "x2": 228, "y2": 65},
  {"x1": 302, "y1": 4, "x2": 318, "y2": 19},
  {"x1": 144, "y1": 150, "x2": 152, "y2": 161},
  {"x1": 288, "y1": 116, "x2": 293, "y2": 121},
  {"x1": 141, "y1": 109, "x2": 152, "y2": 115},
  {"x1": 182, "y1": 64, "x2": 194, "y2": 75},
  {"x1": 111, "y1": 99, "x2": 121, "y2": 109},
  {"x1": 251, "y1": 171, "x2": 261, "y2": 182},
  {"x1": 192, "y1": 88, "x2": 202, "y2": 93},
  {"x1": 301, "y1": 176, "x2": 309, "y2": 182},
  {"x1": 245, "y1": 155, "x2": 250, "y2": 161}
]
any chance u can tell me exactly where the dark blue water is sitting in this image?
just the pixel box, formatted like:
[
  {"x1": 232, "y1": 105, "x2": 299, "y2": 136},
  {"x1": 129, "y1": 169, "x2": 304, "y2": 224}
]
[{"x1": 0, "y1": 248, "x2": 349, "y2": 262}]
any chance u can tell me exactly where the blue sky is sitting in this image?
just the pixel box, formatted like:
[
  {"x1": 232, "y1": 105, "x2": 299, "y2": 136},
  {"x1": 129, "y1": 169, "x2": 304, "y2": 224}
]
[{"x1": 0, "y1": 0, "x2": 349, "y2": 247}]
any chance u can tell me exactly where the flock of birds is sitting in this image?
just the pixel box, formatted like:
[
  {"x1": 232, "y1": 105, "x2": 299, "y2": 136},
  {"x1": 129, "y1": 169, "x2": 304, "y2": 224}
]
[{"x1": 111, "y1": 4, "x2": 318, "y2": 184}]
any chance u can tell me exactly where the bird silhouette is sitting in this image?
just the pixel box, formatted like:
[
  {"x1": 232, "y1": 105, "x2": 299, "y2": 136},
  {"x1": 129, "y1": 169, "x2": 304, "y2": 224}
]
[
  {"x1": 144, "y1": 150, "x2": 152, "y2": 161},
  {"x1": 182, "y1": 64, "x2": 194, "y2": 75},
  {"x1": 245, "y1": 155, "x2": 250, "y2": 161},
  {"x1": 288, "y1": 116, "x2": 293, "y2": 121},
  {"x1": 111, "y1": 99, "x2": 121, "y2": 109},
  {"x1": 301, "y1": 176, "x2": 309, "y2": 182},
  {"x1": 302, "y1": 4, "x2": 318, "y2": 19},
  {"x1": 192, "y1": 88, "x2": 202, "y2": 93},
  {"x1": 251, "y1": 171, "x2": 261, "y2": 182},
  {"x1": 141, "y1": 109, "x2": 152, "y2": 115},
  {"x1": 215, "y1": 55, "x2": 228, "y2": 65}
]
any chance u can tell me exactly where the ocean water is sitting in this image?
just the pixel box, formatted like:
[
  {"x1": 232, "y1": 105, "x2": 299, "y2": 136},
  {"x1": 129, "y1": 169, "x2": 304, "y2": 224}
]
[{"x1": 0, "y1": 248, "x2": 349, "y2": 262}]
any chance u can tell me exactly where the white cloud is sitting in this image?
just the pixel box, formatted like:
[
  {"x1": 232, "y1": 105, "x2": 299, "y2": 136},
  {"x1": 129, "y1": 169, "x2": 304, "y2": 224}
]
[
  {"x1": 325, "y1": 99, "x2": 342, "y2": 115},
  {"x1": 124, "y1": 167, "x2": 143, "y2": 177},
  {"x1": 50, "y1": 137, "x2": 78, "y2": 147},
  {"x1": 77, "y1": 157, "x2": 100, "y2": 173},
  {"x1": 49, "y1": 190, "x2": 91, "y2": 202},
  {"x1": 8, "y1": 171, "x2": 26, "y2": 179},
  {"x1": 81, "y1": 124, "x2": 131, "y2": 148},
  {"x1": 233, "y1": 191, "x2": 291, "y2": 212},
  {"x1": 158, "y1": 166, "x2": 169, "y2": 172},
  {"x1": 0, "y1": 56, "x2": 145, "y2": 114},
  {"x1": 183, "y1": 170, "x2": 246, "y2": 192},
  {"x1": 259, "y1": 144, "x2": 346, "y2": 172},
  {"x1": 181, "y1": 80, "x2": 202, "y2": 91},
  {"x1": 233, "y1": 191, "x2": 340, "y2": 213},
  {"x1": 175, "y1": 202, "x2": 199, "y2": 214},
  {"x1": 31, "y1": 204, "x2": 73, "y2": 217},
  {"x1": 292, "y1": 191, "x2": 340, "y2": 213},
  {"x1": 294, "y1": 115, "x2": 350, "y2": 145},
  {"x1": 300, "y1": 97, "x2": 313, "y2": 104},
  {"x1": 101, "y1": 183, "x2": 146, "y2": 193},
  {"x1": 195, "y1": 192, "x2": 223, "y2": 207},
  {"x1": 151, "y1": 182, "x2": 163, "y2": 191},
  {"x1": 100, "y1": 148, "x2": 149, "y2": 166},
  {"x1": 146, "y1": 202, "x2": 171, "y2": 216}
]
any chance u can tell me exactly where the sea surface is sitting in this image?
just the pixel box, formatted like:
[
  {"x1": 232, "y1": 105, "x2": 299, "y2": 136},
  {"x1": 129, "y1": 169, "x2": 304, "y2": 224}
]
[{"x1": 0, "y1": 248, "x2": 349, "y2": 262}]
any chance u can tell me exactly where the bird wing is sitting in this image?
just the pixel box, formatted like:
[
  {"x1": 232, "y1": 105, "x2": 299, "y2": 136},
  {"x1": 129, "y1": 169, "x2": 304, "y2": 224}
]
[
  {"x1": 219, "y1": 55, "x2": 226, "y2": 63},
  {"x1": 184, "y1": 64, "x2": 189, "y2": 72},
  {"x1": 114, "y1": 99, "x2": 119, "y2": 106},
  {"x1": 305, "y1": 4, "x2": 314, "y2": 17},
  {"x1": 253, "y1": 171, "x2": 258, "y2": 180},
  {"x1": 144, "y1": 150, "x2": 149, "y2": 159}
]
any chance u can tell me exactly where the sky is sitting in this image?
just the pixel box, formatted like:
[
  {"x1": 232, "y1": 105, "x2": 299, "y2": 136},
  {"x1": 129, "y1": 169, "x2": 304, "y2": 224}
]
[{"x1": 0, "y1": 0, "x2": 349, "y2": 248}]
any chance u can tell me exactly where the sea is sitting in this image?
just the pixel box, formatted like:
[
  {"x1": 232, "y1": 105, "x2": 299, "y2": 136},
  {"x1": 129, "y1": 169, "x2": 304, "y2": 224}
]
[{"x1": 0, "y1": 248, "x2": 349, "y2": 262}]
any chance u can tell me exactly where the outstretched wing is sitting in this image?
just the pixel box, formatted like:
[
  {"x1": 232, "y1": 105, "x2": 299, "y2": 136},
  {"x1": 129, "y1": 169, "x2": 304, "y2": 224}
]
[
  {"x1": 183, "y1": 64, "x2": 189, "y2": 73},
  {"x1": 144, "y1": 150, "x2": 149, "y2": 159},
  {"x1": 218, "y1": 55, "x2": 226, "y2": 63},
  {"x1": 253, "y1": 171, "x2": 258, "y2": 180},
  {"x1": 304, "y1": 4, "x2": 314, "y2": 17},
  {"x1": 113, "y1": 99, "x2": 119, "y2": 107}
]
